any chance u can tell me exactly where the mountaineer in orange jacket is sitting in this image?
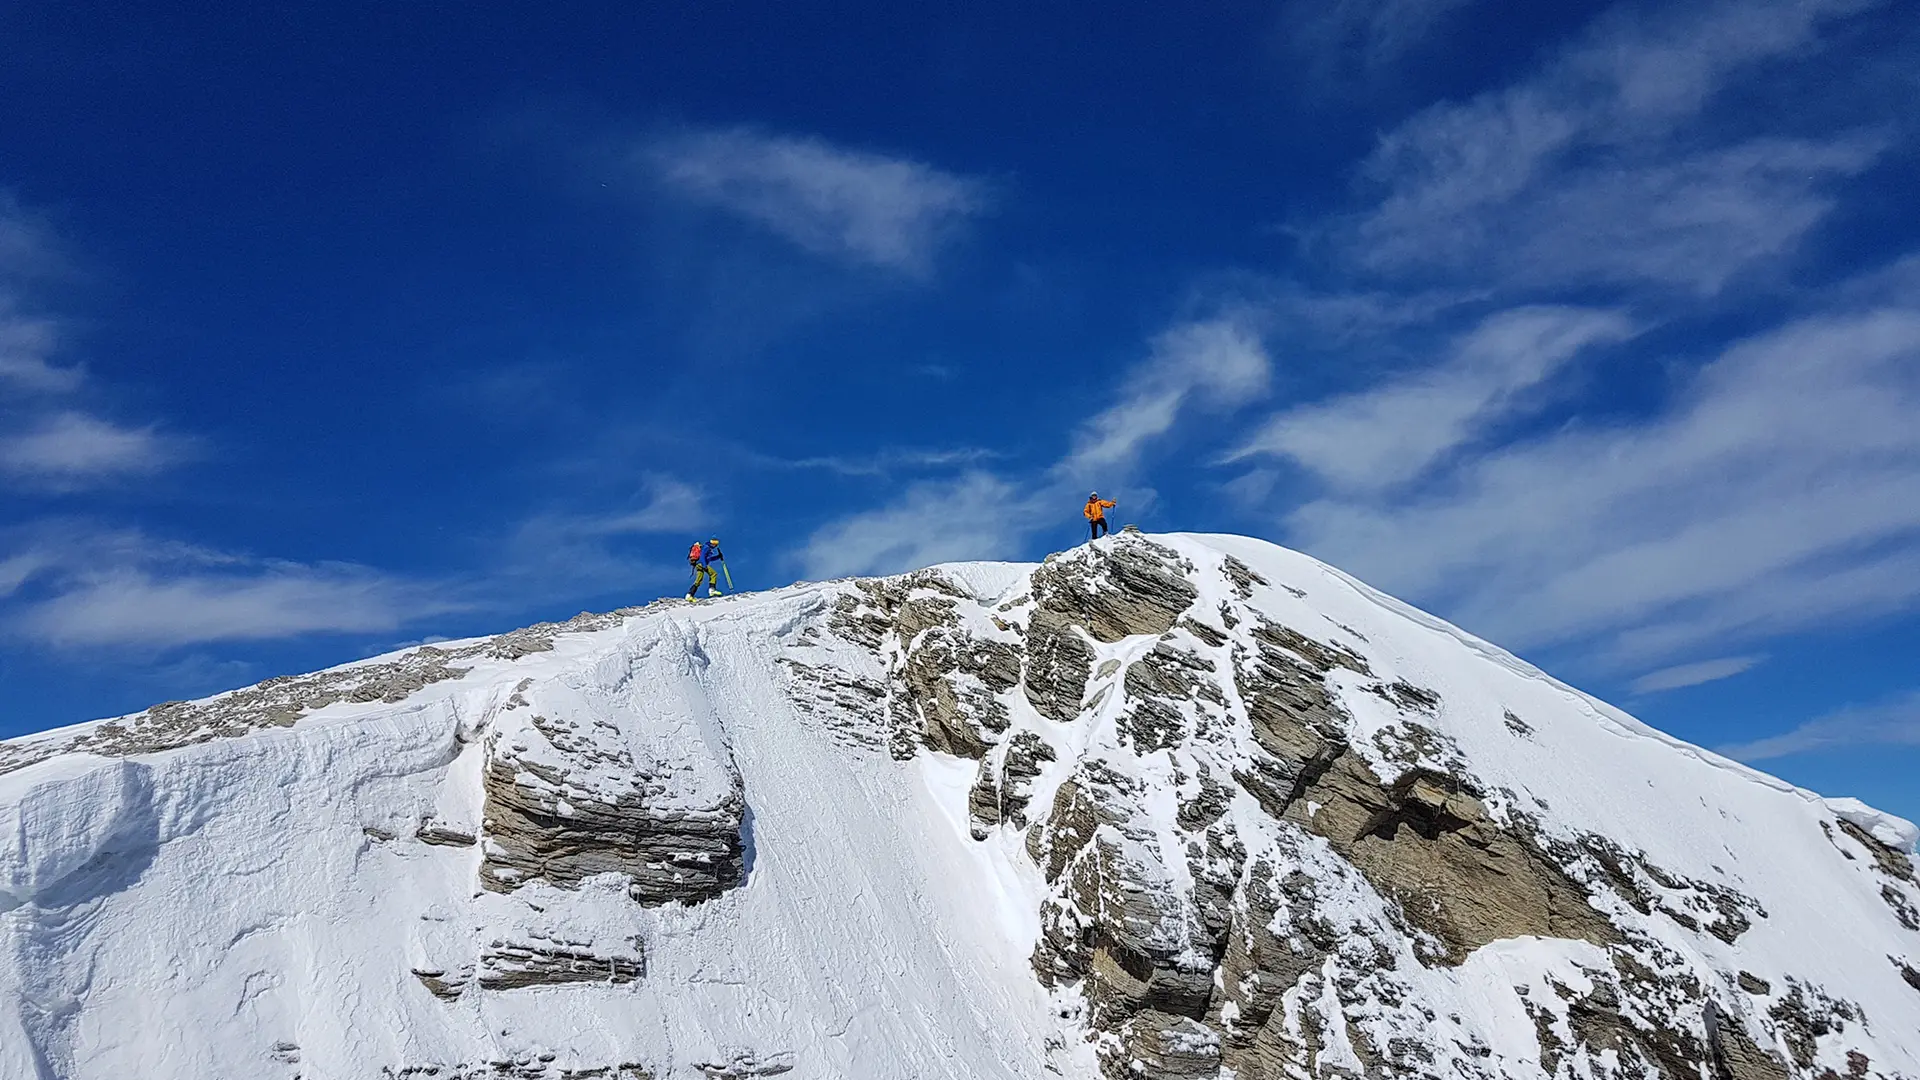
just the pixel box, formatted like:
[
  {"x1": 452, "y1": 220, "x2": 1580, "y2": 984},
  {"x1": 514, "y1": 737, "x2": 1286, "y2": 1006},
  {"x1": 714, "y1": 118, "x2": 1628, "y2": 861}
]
[{"x1": 1084, "y1": 492, "x2": 1116, "y2": 540}]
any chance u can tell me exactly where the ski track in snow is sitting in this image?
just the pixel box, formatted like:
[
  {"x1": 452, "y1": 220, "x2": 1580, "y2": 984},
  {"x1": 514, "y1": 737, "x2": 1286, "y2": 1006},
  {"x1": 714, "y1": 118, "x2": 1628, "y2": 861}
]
[{"x1": 678, "y1": 601, "x2": 1059, "y2": 1076}]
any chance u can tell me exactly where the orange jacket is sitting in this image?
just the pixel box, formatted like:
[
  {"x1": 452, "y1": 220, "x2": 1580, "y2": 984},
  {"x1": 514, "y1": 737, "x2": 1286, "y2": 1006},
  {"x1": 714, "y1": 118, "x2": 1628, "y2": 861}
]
[{"x1": 1084, "y1": 497, "x2": 1115, "y2": 520}]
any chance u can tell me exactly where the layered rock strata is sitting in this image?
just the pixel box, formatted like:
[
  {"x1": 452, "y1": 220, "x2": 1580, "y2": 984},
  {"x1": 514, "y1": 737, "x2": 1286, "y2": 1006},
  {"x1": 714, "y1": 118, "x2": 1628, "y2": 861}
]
[
  {"x1": 819, "y1": 534, "x2": 1892, "y2": 1080},
  {"x1": 478, "y1": 687, "x2": 746, "y2": 905}
]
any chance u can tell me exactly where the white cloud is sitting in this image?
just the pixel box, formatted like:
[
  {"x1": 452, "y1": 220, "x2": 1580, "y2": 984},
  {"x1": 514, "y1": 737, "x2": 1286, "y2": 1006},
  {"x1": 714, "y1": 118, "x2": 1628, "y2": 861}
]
[
  {"x1": 1346, "y1": 0, "x2": 1887, "y2": 293},
  {"x1": 1284, "y1": 301, "x2": 1920, "y2": 659},
  {"x1": 797, "y1": 472, "x2": 1037, "y2": 580},
  {"x1": 0, "y1": 303, "x2": 79, "y2": 393},
  {"x1": 0, "y1": 192, "x2": 443, "y2": 654},
  {"x1": 650, "y1": 128, "x2": 988, "y2": 276},
  {"x1": 1628, "y1": 654, "x2": 1763, "y2": 694},
  {"x1": 1719, "y1": 691, "x2": 1920, "y2": 761},
  {"x1": 1288, "y1": 0, "x2": 1482, "y2": 71},
  {"x1": 15, "y1": 566, "x2": 444, "y2": 648},
  {"x1": 0, "y1": 412, "x2": 185, "y2": 485},
  {"x1": 1605, "y1": 546, "x2": 1920, "y2": 661},
  {"x1": 0, "y1": 200, "x2": 81, "y2": 393},
  {"x1": 757, "y1": 445, "x2": 1002, "y2": 478},
  {"x1": 1223, "y1": 0, "x2": 1920, "y2": 698},
  {"x1": 1230, "y1": 306, "x2": 1632, "y2": 490},
  {"x1": 548, "y1": 477, "x2": 706, "y2": 539},
  {"x1": 1059, "y1": 315, "x2": 1271, "y2": 478},
  {"x1": 1, "y1": 194, "x2": 184, "y2": 489},
  {"x1": 1, "y1": 528, "x2": 459, "y2": 649},
  {"x1": 1373, "y1": 135, "x2": 1881, "y2": 295},
  {"x1": 0, "y1": 551, "x2": 50, "y2": 597}
]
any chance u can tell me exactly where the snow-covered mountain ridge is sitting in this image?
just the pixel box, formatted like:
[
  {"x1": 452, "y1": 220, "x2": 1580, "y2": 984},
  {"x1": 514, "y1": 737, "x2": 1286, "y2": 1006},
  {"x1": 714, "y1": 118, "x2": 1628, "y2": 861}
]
[{"x1": 2, "y1": 532, "x2": 1916, "y2": 1080}]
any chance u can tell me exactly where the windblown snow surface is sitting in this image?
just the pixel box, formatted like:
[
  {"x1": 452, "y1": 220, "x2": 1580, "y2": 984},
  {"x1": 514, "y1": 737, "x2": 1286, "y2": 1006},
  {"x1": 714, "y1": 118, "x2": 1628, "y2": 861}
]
[{"x1": 0, "y1": 533, "x2": 1915, "y2": 1080}]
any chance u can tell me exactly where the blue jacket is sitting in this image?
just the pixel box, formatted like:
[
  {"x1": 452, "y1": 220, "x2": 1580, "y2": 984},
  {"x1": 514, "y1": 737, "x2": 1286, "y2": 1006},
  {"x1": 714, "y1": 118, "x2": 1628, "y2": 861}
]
[{"x1": 702, "y1": 542, "x2": 724, "y2": 565}]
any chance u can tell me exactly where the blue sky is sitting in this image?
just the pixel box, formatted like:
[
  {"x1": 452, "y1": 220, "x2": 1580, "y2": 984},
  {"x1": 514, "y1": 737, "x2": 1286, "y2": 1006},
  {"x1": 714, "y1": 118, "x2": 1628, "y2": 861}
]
[{"x1": 2, "y1": 0, "x2": 1916, "y2": 820}]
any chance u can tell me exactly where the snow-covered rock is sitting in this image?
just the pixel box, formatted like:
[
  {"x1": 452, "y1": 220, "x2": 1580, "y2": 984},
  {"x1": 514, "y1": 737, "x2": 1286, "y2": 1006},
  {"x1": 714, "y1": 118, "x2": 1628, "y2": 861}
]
[{"x1": 1, "y1": 532, "x2": 1916, "y2": 1080}]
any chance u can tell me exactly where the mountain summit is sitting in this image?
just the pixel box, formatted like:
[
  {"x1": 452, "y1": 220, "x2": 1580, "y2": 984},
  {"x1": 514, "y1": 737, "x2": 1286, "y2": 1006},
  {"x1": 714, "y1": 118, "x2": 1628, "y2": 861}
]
[{"x1": 3, "y1": 532, "x2": 1916, "y2": 1080}]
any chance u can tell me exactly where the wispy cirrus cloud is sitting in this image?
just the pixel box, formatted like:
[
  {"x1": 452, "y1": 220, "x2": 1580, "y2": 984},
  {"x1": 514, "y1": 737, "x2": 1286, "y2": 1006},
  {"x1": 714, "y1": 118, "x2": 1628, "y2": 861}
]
[
  {"x1": 648, "y1": 127, "x2": 989, "y2": 277},
  {"x1": 1720, "y1": 691, "x2": 1920, "y2": 762},
  {"x1": 783, "y1": 0, "x2": 1914, "y2": 715},
  {"x1": 0, "y1": 411, "x2": 189, "y2": 487},
  {"x1": 0, "y1": 195, "x2": 432, "y2": 652},
  {"x1": 0, "y1": 194, "x2": 77, "y2": 392},
  {"x1": 750, "y1": 445, "x2": 1003, "y2": 479},
  {"x1": 17, "y1": 565, "x2": 445, "y2": 648},
  {"x1": 0, "y1": 191, "x2": 66, "y2": 281},
  {"x1": 1367, "y1": 134, "x2": 1883, "y2": 295},
  {"x1": 1059, "y1": 315, "x2": 1271, "y2": 480},
  {"x1": 0, "y1": 526, "x2": 462, "y2": 649},
  {"x1": 530, "y1": 476, "x2": 706, "y2": 539},
  {"x1": 1343, "y1": 0, "x2": 1888, "y2": 294},
  {"x1": 1229, "y1": 306, "x2": 1633, "y2": 491},
  {"x1": 1, "y1": 193, "x2": 192, "y2": 491},
  {"x1": 1284, "y1": 299, "x2": 1920, "y2": 663},
  {"x1": 1283, "y1": 0, "x2": 1484, "y2": 76},
  {"x1": 1628, "y1": 655, "x2": 1764, "y2": 694},
  {"x1": 0, "y1": 301, "x2": 79, "y2": 393},
  {"x1": 797, "y1": 471, "x2": 1037, "y2": 581},
  {"x1": 1199, "y1": 0, "x2": 1920, "y2": 703}
]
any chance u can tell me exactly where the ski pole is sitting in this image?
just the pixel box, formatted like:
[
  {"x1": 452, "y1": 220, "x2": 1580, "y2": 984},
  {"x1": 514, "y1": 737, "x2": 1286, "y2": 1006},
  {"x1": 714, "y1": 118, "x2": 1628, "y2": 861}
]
[{"x1": 723, "y1": 563, "x2": 734, "y2": 591}]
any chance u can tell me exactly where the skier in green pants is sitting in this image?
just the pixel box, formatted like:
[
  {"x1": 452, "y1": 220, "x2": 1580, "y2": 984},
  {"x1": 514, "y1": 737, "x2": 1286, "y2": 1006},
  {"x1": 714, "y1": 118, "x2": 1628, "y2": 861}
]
[
  {"x1": 686, "y1": 537, "x2": 731, "y2": 600},
  {"x1": 687, "y1": 540, "x2": 721, "y2": 599}
]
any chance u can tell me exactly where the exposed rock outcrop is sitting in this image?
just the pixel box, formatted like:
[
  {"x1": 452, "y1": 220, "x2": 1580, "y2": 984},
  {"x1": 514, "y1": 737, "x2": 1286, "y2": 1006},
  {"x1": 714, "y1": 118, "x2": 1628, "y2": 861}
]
[
  {"x1": 412, "y1": 966, "x2": 472, "y2": 1000},
  {"x1": 1026, "y1": 758, "x2": 1235, "y2": 1079},
  {"x1": 1024, "y1": 540, "x2": 1200, "y2": 724},
  {"x1": 827, "y1": 571, "x2": 1025, "y2": 760},
  {"x1": 478, "y1": 695, "x2": 745, "y2": 905},
  {"x1": 1121, "y1": 639, "x2": 1223, "y2": 753},
  {"x1": 476, "y1": 937, "x2": 644, "y2": 990},
  {"x1": 995, "y1": 538, "x2": 1879, "y2": 1080},
  {"x1": 385, "y1": 1061, "x2": 653, "y2": 1079},
  {"x1": 416, "y1": 820, "x2": 478, "y2": 847},
  {"x1": 1111, "y1": 1011, "x2": 1221, "y2": 1079},
  {"x1": 778, "y1": 657, "x2": 888, "y2": 752},
  {"x1": 694, "y1": 1051, "x2": 795, "y2": 1077},
  {"x1": 1209, "y1": 844, "x2": 1370, "y2": 1069},
  {"x1": 1837, "y1": 818, "x2": 1917, "y2": 883},
  {"x1": 1706, "y1": 1000, "x2": 1794, "y2": 1080},
  {"x1": 1023, "y1": 606, "x2": 1098, "y2": 724},
  {"x1": 969, "y1": 730, "x2": 1057, "y2": 839},
  {"x1": 901, "y1": 626, "x2": 1021, "y2": 758},
  {"x1": 0, "y1": 607, "x2": 653, "y2": 778},
  {"x1": 1283, "y1": 754, "x2": 1619, "y2": 964}
]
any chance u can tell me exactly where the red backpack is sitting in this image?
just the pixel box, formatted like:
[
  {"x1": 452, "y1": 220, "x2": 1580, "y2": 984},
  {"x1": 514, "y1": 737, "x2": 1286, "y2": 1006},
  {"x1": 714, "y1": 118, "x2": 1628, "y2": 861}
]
[{"x1": 688, "y1": 542, "x2": 703, "y2": 565}]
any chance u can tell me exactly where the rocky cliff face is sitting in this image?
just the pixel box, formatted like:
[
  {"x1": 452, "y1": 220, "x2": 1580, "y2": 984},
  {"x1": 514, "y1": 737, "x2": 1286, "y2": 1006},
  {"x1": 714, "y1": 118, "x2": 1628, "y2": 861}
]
[
  {"x1": 2, "y1": 533, "x2": 1916, "y2": 1080},
  {"x1": 476, "y1": 676, "x2": 746, "y2": 905},
  {"x1": 813, "y1": 534, "x2": 1919, "y2": 1080}
]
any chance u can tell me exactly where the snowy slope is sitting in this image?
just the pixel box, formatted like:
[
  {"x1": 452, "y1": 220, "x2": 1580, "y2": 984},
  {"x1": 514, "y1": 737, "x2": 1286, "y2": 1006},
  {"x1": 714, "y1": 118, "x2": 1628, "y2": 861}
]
[{"x1": 1, "y1": 533, "x2": 1915, "y2": 1080}]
